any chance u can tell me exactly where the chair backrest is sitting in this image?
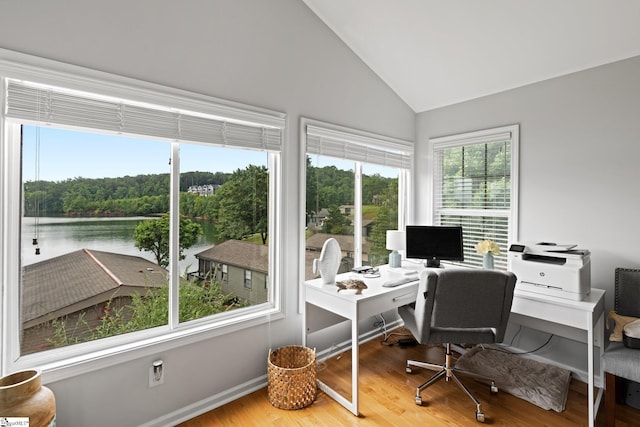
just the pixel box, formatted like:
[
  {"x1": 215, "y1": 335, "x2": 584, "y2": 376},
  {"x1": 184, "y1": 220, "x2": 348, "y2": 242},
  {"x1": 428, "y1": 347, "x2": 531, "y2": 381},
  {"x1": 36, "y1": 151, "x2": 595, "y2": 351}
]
[
  {"x1": 615, "y1": 268, "x2": 640, "y2": 318},
  {"x1": 413, "y1": 268, "x2": 516, "y2": 344}
]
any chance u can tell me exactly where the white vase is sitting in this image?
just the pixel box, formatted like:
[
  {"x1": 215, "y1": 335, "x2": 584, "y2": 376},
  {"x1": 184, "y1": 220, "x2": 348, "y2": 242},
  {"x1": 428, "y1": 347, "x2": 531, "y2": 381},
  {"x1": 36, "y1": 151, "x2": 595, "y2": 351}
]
[{"x1": 482, "y1": 253, "x2": 494, "y2": 269}]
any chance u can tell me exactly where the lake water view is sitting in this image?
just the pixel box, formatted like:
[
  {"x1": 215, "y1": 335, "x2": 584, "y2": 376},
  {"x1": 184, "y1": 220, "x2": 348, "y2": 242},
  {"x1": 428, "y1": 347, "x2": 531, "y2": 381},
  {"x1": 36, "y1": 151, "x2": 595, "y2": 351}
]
[{"x1": 22, "y1": 216, "x2": 219, "y2": 275}]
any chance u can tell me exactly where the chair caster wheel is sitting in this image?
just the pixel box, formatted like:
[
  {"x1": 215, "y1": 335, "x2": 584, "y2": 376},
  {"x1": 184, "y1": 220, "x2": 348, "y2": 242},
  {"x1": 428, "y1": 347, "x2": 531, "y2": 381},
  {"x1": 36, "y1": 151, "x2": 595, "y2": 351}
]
[
  {"x1": 476, "y1": 411, "x2": 485, "y2": 422},
  {"x1": 406, "y1": 366, "x2": 413, "y2": 374},
  {"x1": 490, "y1": 382, "x2": 498, "y2": 394},
  {"x1": 415, "y1": 395, "x2": 423, "y2": 405}
]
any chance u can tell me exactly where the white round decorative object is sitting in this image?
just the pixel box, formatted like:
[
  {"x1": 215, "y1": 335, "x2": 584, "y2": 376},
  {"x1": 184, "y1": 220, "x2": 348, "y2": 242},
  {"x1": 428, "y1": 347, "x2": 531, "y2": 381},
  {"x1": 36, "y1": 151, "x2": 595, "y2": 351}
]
[{"x1": 312, "y1": 238, "x2": 342, "y2": 285}]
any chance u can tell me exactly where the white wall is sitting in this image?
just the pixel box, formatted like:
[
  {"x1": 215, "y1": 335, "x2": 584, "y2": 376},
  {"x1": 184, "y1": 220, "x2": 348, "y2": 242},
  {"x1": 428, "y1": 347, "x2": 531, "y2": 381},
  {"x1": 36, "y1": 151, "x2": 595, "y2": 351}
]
[
  {"x1": 414, "y1": 56, "x2": 640, "y2": 382},
  {"x1": 416, "y1": 55, "x2": 640, "y2": 311},
  {"x1": 0, "y1": 1, "x2": 414, "y2": 426}
]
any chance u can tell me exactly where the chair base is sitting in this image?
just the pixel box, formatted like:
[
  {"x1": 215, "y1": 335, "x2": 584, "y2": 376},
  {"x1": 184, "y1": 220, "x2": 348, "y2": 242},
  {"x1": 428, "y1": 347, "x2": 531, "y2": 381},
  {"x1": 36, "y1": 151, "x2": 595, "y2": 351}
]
[{"x1": 406, "y1": 343, "x2": 497, "y2": 423}]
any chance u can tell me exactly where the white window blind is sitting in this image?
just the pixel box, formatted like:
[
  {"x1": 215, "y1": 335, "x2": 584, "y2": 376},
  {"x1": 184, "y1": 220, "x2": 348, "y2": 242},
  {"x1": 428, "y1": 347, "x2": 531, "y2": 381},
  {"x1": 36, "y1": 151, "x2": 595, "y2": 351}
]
[
  {"x1": 306, "y1": 124, "x2": 412, "y2": 169},
  {"x1": 431, "y1": 125, "x2": 519, "y2": 269},
  {"x1": 5, "y1": 79, "x2": 283, "y2": 151}
]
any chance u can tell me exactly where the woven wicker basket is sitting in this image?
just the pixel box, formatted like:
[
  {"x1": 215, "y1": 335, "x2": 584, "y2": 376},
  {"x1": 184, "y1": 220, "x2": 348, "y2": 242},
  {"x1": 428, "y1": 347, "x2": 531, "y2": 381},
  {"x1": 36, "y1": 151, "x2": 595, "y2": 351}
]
[{"x1": 267, "y1": 345, "x2": 316, "y2": 410}]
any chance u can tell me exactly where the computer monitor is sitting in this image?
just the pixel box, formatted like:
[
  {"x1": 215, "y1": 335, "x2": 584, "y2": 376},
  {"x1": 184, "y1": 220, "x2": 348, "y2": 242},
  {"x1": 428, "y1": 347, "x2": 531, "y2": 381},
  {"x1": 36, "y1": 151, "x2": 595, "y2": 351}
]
[{"x1": 405, "y1": 225, "x2": 464, "y2": 268}]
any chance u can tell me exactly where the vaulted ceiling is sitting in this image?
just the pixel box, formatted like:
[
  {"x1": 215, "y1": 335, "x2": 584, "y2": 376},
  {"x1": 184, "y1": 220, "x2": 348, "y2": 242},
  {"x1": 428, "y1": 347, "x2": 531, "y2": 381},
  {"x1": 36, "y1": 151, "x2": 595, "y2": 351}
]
[{"x1": 303, "y1": 0, "x2": 640, "y2": 112}]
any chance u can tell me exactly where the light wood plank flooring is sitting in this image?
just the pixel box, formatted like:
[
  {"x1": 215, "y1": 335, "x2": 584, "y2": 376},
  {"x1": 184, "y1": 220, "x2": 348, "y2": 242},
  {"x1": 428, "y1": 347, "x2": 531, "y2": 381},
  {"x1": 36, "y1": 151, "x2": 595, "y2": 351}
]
[{"x1": 179, "y1": 333, "x2": 639, "y2": 426}]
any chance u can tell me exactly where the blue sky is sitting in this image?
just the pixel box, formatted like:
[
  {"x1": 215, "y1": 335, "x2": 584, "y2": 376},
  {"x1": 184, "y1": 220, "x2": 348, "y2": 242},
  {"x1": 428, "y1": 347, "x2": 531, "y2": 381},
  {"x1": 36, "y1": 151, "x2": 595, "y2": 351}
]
[{"x1": 22, "y1": 125, "x2": 268, "y2": 182}]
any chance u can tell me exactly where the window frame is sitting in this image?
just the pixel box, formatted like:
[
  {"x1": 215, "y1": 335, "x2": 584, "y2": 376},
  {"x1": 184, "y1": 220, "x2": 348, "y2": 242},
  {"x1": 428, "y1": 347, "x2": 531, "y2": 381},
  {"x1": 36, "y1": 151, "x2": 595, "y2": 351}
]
[
  {"x1": 0, "y1": 50, "x2": 286, "y2": 381},
  {"x1": 427, "y1": 124, "x2": 519, "y2": 269},
  {"x1": 244, "y1": 270, "x2": 252, "y2": 289},
  {"x1": 221, "y1": 263, "x2": 229, "y2": 284},
  {"x1": 299, "y1": 117, "x2": 412, "y2": 312}
]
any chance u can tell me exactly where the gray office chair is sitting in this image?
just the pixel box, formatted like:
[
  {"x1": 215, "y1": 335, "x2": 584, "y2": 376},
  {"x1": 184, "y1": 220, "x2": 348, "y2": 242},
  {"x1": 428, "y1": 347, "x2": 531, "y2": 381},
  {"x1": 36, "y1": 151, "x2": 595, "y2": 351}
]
[{"x1": 398, "y1": 268, "x2": 517, "y2": 423}]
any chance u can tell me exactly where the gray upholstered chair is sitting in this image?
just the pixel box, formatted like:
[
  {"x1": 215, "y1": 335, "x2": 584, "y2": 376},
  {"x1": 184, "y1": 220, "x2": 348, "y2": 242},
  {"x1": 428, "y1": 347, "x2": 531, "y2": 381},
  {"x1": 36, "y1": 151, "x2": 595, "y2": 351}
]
[
  {"x1": 398, "y1": 268, "x2": 517, "y2": 423},
  {"x1": 602, "y1": 268, "x2": 640, "y2": 427}
]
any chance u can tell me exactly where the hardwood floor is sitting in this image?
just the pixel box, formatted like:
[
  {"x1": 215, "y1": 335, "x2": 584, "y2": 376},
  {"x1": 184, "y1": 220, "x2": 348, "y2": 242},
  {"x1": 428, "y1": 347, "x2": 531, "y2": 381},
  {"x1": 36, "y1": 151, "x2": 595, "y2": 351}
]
[{"x1": 179, "y1": 332, "x2": 640, "y2": 426}]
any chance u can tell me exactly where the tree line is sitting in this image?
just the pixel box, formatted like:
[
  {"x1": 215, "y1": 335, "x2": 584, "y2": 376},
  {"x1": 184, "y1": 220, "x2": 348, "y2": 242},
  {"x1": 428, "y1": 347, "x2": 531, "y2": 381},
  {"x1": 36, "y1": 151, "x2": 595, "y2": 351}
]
[
  {"x1": 24, "y1": 162, "x2": 396, "y2": 220},
  {"x1": 23, "y1": 162, "x2": 397, "y2": 255},
  {"x1": 305, "y1": 157, "x2": 396, "y2": 219},
  {"x1": 23, "y1": 171, "x2": 230, "y2": 217}
]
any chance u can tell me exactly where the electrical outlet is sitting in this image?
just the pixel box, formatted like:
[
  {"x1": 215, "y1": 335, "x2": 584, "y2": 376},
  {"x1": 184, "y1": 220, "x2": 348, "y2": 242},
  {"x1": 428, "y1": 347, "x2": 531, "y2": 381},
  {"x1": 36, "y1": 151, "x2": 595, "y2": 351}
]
[{"x1": 148, "y1": 360, "x2": 164, "y2": 388}]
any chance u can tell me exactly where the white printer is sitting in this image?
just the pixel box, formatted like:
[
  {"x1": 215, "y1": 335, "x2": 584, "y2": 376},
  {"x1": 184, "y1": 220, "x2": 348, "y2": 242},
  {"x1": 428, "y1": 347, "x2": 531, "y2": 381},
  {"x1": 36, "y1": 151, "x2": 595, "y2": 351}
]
[{"x1": 508, "y1": 242, "x2": 591, "y2": 301}]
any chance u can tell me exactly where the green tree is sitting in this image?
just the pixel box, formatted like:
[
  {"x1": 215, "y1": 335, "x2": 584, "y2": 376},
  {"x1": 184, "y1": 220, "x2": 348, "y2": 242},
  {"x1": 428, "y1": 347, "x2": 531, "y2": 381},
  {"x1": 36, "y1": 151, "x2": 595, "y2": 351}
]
[
  {"x1": 214, "y1": 165, "x2": 269, "y2": 244},
  {"x1": 48, "y1": 279, "x2": 245, "y2": 347},
  {"x1": 305, "y1": 156, "x2": 318, "y2": 225},
  {"x1": 362, "y1": 173, "x2": 391, "y2": 204},
  {"x1": 306, "y1": 162, "x2": 354, "y2": 209},
  {"x1": 322, "y1": 205, "x2": 352, "y2": 235},
  {"x1": 133, "y1": 215, "x2": 203, "y2": 267},
  {"x1": 368, "y1": 180, "x2": 399, "y2": 265},
  {"x1": 441, "y1": 141, "x2": 510, "y2": 209}
]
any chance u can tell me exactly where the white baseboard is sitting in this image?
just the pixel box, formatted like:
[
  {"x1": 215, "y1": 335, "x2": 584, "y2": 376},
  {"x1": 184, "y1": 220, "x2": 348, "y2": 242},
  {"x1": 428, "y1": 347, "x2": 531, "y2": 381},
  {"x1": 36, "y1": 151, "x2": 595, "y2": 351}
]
[
  {"x1": 139, "y1": 375, "x2": 267, "y2": 427},
  {"x1": 140, "y1": 318, "x2": 404, "y2": 426}
]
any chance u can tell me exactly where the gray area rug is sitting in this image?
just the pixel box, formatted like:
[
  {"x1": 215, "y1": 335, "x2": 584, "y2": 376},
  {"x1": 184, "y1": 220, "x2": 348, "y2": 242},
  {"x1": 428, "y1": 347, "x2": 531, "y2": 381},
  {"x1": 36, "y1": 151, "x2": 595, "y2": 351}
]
[{"x1": 455, "y1": 346, "x2": 571, "y2": 412}]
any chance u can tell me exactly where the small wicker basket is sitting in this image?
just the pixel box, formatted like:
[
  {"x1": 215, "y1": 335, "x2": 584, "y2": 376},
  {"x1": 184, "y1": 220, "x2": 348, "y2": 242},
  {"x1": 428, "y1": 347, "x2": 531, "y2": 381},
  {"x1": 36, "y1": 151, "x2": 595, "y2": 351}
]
[{"x1": 267, "y1": 345, "x2": 317, "y2": 410}]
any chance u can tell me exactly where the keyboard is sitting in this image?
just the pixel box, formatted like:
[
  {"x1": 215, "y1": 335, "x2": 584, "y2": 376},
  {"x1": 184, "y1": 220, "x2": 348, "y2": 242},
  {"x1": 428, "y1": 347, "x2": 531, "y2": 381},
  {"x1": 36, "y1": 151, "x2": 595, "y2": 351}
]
[{"x1": 382, "y1": 275, "x2": 420, "y2": 287}]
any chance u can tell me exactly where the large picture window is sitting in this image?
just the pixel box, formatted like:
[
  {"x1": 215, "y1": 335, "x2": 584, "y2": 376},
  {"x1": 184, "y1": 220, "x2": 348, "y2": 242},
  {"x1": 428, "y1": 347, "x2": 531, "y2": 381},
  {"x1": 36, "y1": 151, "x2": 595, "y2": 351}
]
[
  {"x1": 1, "y1": 56, "x2": 284, "y2": 376},
  {"x1": 302, "y1": 119, "x2": 411, "y2": 280},
  {"x1": 429, "y1": 125, "x2": 519, "y2": 269}
]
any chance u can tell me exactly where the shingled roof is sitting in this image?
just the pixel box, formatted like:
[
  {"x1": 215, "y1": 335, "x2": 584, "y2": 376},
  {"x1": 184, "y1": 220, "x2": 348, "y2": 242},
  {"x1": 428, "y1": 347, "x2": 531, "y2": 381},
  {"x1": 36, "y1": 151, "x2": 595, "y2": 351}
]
[
  {"x1": 195, "y1": 240, "x2": 268, "y2": 273},
  {"x1": 22, "y1": 249, "x2": 167, "y2": 326},
  {"x1": 305, "y1": 233, "x2": 371, "y2": 253}
]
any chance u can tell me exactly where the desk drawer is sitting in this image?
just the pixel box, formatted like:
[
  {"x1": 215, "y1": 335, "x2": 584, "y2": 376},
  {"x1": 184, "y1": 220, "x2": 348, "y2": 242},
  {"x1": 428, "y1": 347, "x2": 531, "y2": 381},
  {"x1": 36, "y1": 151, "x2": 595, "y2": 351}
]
[
  {"x1": 359, "y1": 285, "x2": 418, "y2": 319},
  {"x1": 512, "y1": 295, "x2": 591, "y2": 330}
]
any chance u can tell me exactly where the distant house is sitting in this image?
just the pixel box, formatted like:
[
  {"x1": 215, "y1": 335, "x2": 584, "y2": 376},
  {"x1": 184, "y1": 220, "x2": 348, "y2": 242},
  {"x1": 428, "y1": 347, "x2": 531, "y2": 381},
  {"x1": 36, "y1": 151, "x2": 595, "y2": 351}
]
[
  {"x1": 187, "y1": 184, "x2": 220, "y2": 197},
  {"x1": 304, "y1": 233, "x2": 372, "y2": 278},
  {"x1": 309, "y1": 207, "x2": 373, "y2": 235},
  {"x1": 362, "y1": 219, "x2": 375, "y2": 237},
  {"x1": 308, "y1": 207, "x2": 330, "y2": 230},
  {"x1": 339, "y1": 205, "x2": 354, "y2": 216},
  {"x1": 305, "y1": 232, "x2": 370, "y2": 259},
  {"x1": 194, "y1": 240, "x2": 268, "y2": 306},
  {"x1": 21, "y1": 249, "x2": 168, "y2": 354}
]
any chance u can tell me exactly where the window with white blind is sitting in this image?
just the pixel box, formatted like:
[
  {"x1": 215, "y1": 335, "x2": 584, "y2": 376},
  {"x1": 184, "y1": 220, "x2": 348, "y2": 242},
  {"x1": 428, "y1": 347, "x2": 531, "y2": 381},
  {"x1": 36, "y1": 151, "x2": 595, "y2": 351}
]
[
  {"x1": 302, "y1": 118, "x2": 412, "y2": 279},
  {"x1": 430, "y1": 125, "x2": 519, "y2": 270},
  {"x1": 0, "y1": 52, "x2": 285, "y2": 379}
]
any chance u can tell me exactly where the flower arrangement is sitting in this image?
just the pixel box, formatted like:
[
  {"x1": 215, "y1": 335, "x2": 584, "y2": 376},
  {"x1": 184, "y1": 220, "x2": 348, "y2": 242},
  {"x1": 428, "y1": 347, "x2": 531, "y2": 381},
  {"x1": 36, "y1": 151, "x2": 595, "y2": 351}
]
[{"x1": 476, "y1": 239, "x2": 500, "y2": 255}]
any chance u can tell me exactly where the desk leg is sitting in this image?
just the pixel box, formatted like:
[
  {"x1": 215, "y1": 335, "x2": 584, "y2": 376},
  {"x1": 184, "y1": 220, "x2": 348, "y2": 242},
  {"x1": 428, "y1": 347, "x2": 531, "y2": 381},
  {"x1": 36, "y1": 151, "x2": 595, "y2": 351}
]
[
  {"x1": 588, "y1": 312, "x2": 605, "y2": 427},
  {"x1": 351, "y1": 304, "x2": 359, "y2": 416},
  {"x1": 313, "y1": 304, "x2": 360, "y2": 416},
  {"x1": 588, "y1": 311, "x2": 594, "y2": 427}
]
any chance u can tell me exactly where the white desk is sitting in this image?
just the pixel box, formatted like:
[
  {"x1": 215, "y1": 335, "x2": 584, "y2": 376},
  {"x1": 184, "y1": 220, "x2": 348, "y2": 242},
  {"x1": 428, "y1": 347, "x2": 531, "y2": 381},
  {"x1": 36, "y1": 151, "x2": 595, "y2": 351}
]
[
  {"x1": 304, "y1": 265, "x2": 420, "y2": 415},
  {"x1": 303, "y1": 265, "x2": 605, "y2": 424},
  {"x1": 509, "y1": 288, "x2": 605, "y2": 427}
]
